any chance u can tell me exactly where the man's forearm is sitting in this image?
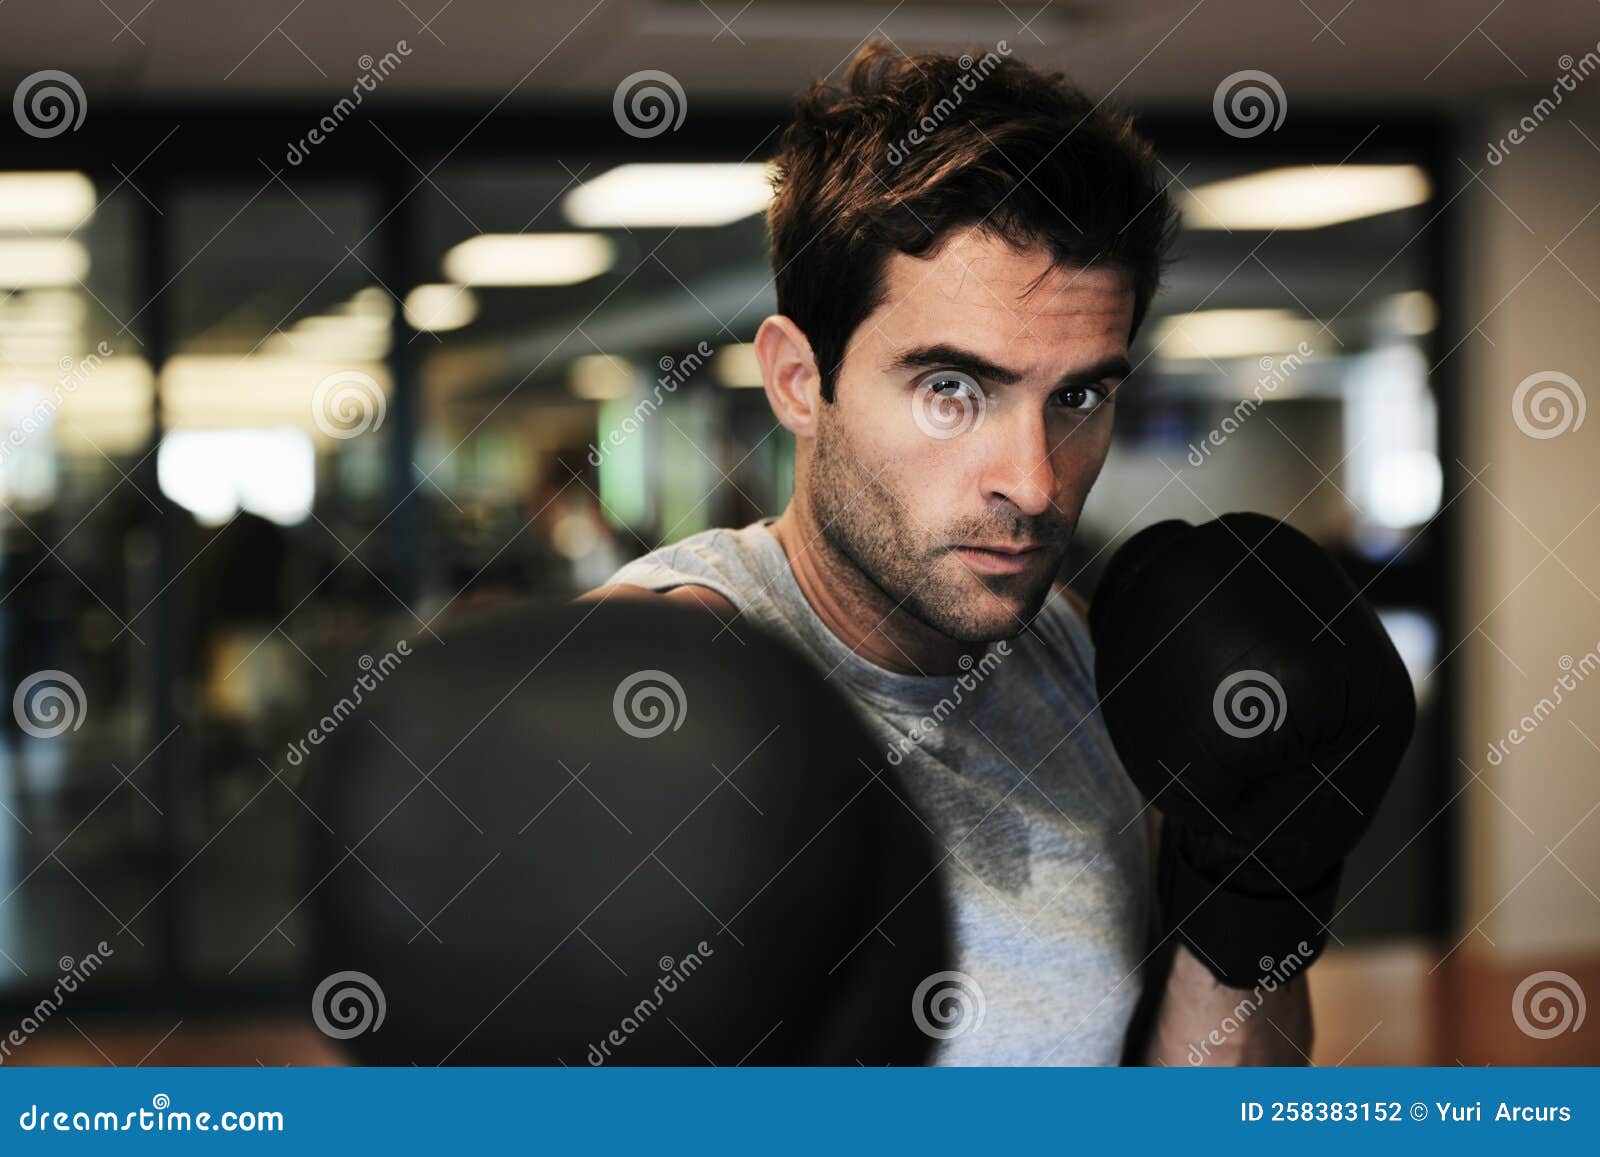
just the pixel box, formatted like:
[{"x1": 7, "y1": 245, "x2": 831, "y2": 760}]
[{"x1": 1141, "y1": 941, "x2": 1313, "y2": 1065}]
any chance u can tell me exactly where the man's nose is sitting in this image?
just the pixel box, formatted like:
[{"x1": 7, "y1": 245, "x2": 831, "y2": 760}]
[{"x1": 977, "y1": 408, "x2": 1056, "y2": 517}]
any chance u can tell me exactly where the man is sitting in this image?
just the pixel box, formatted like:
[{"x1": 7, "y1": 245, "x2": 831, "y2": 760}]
[{"x1": 584, "y1": 43, "x2": 1308, "y2": 1064}]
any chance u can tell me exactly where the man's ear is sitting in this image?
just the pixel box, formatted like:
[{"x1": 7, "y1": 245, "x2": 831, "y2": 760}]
[{"x1": 754, "y1": 314, "x2": 823, "y2": 437}]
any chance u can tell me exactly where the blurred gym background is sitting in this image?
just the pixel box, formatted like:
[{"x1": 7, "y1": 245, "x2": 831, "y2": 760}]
[{"x1": 0, "y1": 0, "x2": 1595, "y2": 1065}]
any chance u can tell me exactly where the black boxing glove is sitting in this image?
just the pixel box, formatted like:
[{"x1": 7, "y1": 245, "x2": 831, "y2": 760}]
[
  {"x1": 305, "y1": 599, "x2": 951, "y2": 1064},
  {"x1": 1089, "y1": 513, "x2": 1415, "y2": 988}
]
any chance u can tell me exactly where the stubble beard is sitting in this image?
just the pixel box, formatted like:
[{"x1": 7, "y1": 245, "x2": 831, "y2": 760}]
[{"x1": 805, "y1": 405, "x2": 1061, "y2": 644}]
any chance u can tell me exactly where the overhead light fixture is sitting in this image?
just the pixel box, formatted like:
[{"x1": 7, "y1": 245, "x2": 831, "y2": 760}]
[
  {"x1": 711, "y1": 342, "x2": 764, "y2": 388},
  {"x1": 0, "y1": 333, "x2": 75, "y2": 363},
  {"x1": 270, "y1": 313, "x2": 391, "y2": 361},
  {"x1": 157, "y1": 428, "x2": 316, "y2": 527},
  {"x1": 0, "y1": 288, "x2": 88, "y2": 334},
  {"x1": 404, "y1": 284, "x2": 477, "y2": 332},
  {"x1": 569, "y1": 354, "x2": 635, "y2": 400},
  {"x1": 1154, "y1": 309, "x2": 1323, "y2": 361},
  {"x1": 443, "y1": 233, "x2": 615, "y2": 287},
  {"x1": 0, "y1": 172, "x2": 95, "y2": 231},
  {"x1": 292, "y1": 314, "x2": 390, "y2": 339},
  {"x1": 1181, "y1": 165, "x2": 1430, "y2": 231},
  {"x1": 1388, "y1": 291, "x2": 1437, "y2": 336},
  {"x1": 563, "y1": 163, "x2": 775, "y2": 228},
  {"x1": 0, "y1": 356, "x2": 154, "y2": 457},
  {"x1": 0, "y1": 239, "x2": 89, "y2": 288},
  {"x1": 345, "y1": 287, "x2": 393, "y2": 317},
  {"x1": 161, "y1": 355, "x2": 390, "y2": 434},
  {"x1": 263, "y1": 288, "x2": 396, "y2": 359}
]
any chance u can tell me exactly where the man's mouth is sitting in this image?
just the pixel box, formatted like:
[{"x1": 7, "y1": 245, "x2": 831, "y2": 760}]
[{"x1": 952, "y1": 542, "x2": 1048, "y2": 575}]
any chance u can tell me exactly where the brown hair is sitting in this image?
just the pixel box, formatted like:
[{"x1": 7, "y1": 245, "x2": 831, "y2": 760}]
[{"x1": 767, "y1": 42, "x2": 1179, "y2": 402}]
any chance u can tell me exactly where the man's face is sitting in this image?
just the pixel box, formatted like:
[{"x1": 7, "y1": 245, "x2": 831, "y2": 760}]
[{"x1": 807, "y1": 226, "x2": 1136, "y2": 643}]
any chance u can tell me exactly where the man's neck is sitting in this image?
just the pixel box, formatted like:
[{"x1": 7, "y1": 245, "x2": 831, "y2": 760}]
[{"x1": 767, "y1": 503, "x2": 986, "y2": 677}]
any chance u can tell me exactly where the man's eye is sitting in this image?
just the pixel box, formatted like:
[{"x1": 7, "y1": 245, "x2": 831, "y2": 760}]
[
  {"x1": 920, "y1": 370, "x2": 982, "y2": 399},
  {"x1": 1057, "y1": 384, "x2": 1112, "y2": 413}
]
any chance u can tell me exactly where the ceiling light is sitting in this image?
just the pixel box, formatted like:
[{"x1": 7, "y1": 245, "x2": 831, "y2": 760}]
[
  {"x1": 0, "y1": 334, "x2": 74, "y2": 362},
  {"x1": 268, "y1": 314, "x2": 391, "y2": 361},
  {"x1": 1153, "y1": 309, "x2": 1323, "y2": 361},
  {"x1": 1388, "y1": 291, "x2": 1437, "y2": 336},
  {"x1": 712, "y1": 343, "x2": 764, "y2": 388},
  {"x1": 563, "y1": 163, "x2": 775, "y2": 228},
  {"x1": 0, "y1": 172, "x2": 95, "y2": 231},
  {"x1": 0, "y1": 357, "x2": 154, "y2": 457},
  {"x1": 0, "y1": 239, "x2": 89, "y2": 287},
  {"x1": 344, "y1": 287, "x2": 393, "y2": 317},
  {"x1": 443, "y1": 234, "x2": 614, "y2": 287},
  {"x1": 158, "y1": 428, "x2": 316, "y2": 527},
  {"x1": 569, "y1": 354, "x2": 634, "y2": 400},
  {"x1": 161, "y1": 355, "x2": 390, "y2": 435},
  {"x1": 404, "y1": 284, "x2": 478, "y2": 332},
  {"x1": 0, "y1": 288, "x2": 87, "y2": 335},
  {"x1": 1182, "y1": 165, "x2": 1430, "y2": 230}
]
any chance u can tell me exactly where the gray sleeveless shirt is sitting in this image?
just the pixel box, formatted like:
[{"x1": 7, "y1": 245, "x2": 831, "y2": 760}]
[{"x1": 602, "y1": 519, "x2": 1155, "y2": 1065}]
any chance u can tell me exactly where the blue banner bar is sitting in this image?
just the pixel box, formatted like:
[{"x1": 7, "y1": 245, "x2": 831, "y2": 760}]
[{"x1": 1, "y1": 1067, "x2": 1595, "y2": 1152}]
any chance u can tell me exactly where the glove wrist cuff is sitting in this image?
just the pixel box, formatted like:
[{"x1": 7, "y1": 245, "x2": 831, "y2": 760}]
[{"x1": 1158, "y1": 824, "x2": 1342, "y2": 989}]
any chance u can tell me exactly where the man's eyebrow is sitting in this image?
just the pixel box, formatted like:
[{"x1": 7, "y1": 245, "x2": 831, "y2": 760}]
[{"x1": 887, "y1": 343, "x2": 1132, "y2": 391}]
